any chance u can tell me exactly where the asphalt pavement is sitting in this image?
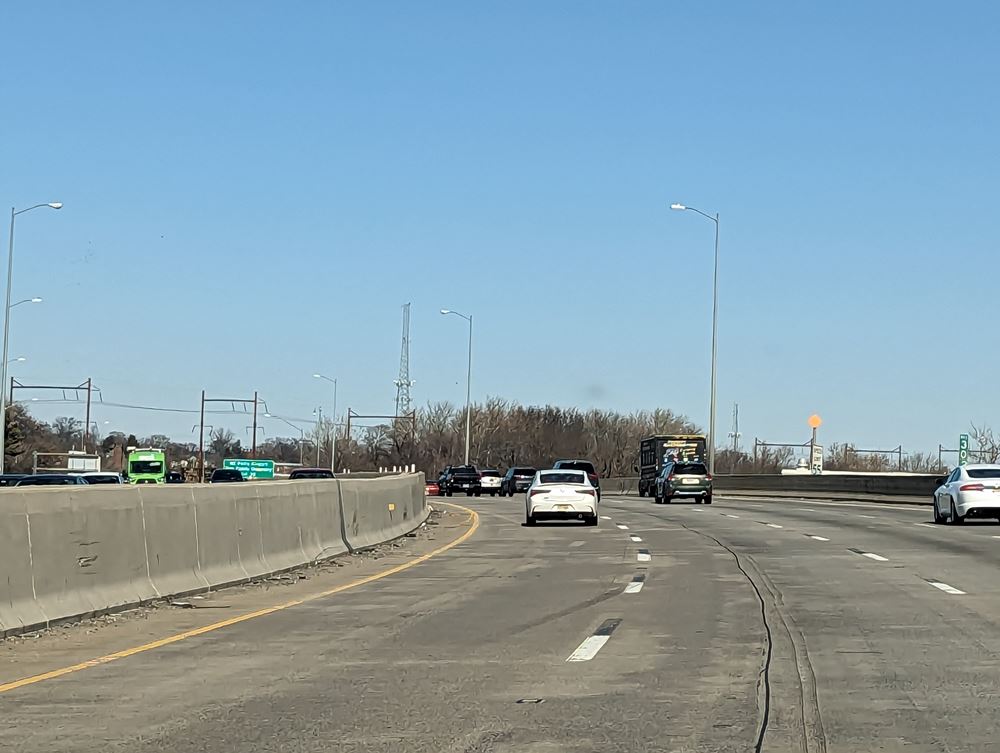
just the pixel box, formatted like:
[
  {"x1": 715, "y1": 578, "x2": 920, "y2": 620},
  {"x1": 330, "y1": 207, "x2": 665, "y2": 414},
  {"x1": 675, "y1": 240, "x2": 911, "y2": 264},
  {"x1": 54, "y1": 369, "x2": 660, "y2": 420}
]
[{"x1": 3, "y1": 493, "x2": 1000, "y2": 751}]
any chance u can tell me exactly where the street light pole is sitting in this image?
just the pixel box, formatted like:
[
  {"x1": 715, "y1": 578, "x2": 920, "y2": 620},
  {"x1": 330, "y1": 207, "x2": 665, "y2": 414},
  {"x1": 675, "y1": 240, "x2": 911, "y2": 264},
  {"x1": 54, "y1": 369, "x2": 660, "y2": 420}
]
[
  {"x1": 313, "y1": 374, "x2": 338, "y2": 472},
  {"x1": 264, "y1": 413, "x2": 306, "y2": 465},
  {"x1": 1, "y1": 203, "x2": 61, "y2": 474},
  {"x1": 670, "y1": 203, "x2": 719, "y2": 475},
  {"x1": 440, "y1": 309, "x2": 473, "y2": 465}
]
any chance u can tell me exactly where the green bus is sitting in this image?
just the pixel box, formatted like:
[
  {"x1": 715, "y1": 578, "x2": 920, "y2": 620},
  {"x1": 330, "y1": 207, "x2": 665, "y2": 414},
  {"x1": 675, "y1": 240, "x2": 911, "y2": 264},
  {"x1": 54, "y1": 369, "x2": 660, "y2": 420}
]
[{"x1": 126, "y1": 448, "x2": 167, "y2": 484}]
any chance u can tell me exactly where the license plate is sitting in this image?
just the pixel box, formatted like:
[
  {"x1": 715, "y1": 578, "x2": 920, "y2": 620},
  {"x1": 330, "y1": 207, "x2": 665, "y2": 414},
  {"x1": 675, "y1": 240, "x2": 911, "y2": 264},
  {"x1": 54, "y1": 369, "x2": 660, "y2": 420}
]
[
  {"x1": 557, "y1": 504, "x2": 571, "y2": 510},
  {"x1": 682, "y1": 478, "x2": 698, "y2": 485},
  {"x1": 993, "y1": 488, "x2": 1000, "y2": 493}
]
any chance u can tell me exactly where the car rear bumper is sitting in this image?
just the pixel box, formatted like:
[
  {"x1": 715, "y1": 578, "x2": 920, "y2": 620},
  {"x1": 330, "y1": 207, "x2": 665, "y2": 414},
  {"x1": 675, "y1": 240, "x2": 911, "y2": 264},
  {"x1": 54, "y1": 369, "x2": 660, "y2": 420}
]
[
  {"x1": 529, "y1": 502, "x2": 596, "y2": 518},
  {"x1": 666, "y1": 485, "x2": 712, "y2": 497},
  {"x1": 956, "y1": 492, "x2": 1000, "y2": 517}
]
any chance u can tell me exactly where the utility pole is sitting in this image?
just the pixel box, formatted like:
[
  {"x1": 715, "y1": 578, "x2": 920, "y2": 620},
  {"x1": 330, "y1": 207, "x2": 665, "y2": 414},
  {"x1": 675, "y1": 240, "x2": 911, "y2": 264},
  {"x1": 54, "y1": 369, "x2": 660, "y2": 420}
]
[
  {"x1": 315, "y1": 406, "x2": 323, "y2": 467},
  {"x1": 199, "y1": 390, "x2": 206, "y2": 482},
  {"x1": 251, "y1": 391, "x2": 258, "y2": 457},
  {"x1": 727, "y1": 402, "x2": 741, "y2": 473},
  {"x1": 394, "y1": 303, "x2": 413, "y2": 416}
]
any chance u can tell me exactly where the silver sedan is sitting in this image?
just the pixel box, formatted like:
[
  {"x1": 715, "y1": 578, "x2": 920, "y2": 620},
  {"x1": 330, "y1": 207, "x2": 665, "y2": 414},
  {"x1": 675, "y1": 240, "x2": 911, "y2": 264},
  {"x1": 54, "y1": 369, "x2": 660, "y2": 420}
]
[{"x1": 933, "y1": 464, "x2": 1000, "y2": 524}]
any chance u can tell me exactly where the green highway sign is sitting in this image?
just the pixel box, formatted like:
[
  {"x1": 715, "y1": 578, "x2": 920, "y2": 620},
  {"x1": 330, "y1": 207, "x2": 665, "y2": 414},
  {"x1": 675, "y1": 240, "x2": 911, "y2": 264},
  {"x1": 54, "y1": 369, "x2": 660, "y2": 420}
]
[
  {"x1": 222, "y1": 458, "x2": 275, "y2": 480},
  {"x1": 959, "y1": 434, "x2": 970, "y2": 466}
]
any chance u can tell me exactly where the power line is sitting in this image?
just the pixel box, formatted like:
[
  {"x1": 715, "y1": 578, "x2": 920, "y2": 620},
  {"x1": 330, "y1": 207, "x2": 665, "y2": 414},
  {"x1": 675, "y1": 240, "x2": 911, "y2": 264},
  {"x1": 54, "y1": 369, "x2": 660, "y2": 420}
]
[{"x1": 16, "y1": 398, "x2": 262, "y2": 416}]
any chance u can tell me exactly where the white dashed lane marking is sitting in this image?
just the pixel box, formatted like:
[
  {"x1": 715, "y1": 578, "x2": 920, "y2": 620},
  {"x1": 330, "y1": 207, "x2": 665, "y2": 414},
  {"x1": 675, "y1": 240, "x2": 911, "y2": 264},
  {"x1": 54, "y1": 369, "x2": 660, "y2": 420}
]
[
  {"x1": 927, "y1": 580, "x2": 966, "y2": 595},
  {"x1": 566, "y1": 618, "x2": 621, "y2": 662},
  {"x1": 723, "y1": 514, "x2": 739, "y2": 519},
  {"x1": 623, "y1": 575, "x2": 645, "y2": 594},
  {"x1": 616, "y1": 524, "x2": 629, "y2": 530},
  {"x1": 807, "y1": 535, "x2": 830, "y2": 541},
  {"x1": 849, "y1": 548, "x2": 889, "y2": 562},
  {"x1": 600, "y1": 516, "x2": 611, "y2": 520},
  {"x1": 637, "y1": 549, "x2": 652, "y2": 562},
  {"x1": 569, "y1": 541, "x2": 585, "y2": 548},
  {"x1": 766, "y1": 523, "x2": 783, "y2": 529},
  {"x1": 914, "y1": 523, "x2": 934, "y2": 528},
  {"x1": 629, "y1": 535, "x2": 642, "y2": 542}
]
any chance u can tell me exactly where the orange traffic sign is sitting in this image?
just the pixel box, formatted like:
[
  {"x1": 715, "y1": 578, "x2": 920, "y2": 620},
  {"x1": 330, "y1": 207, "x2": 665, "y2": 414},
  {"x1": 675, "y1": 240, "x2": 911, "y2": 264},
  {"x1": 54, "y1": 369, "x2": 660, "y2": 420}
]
[{"x1": 808, "y1": 414, "x2": 822, "y2": 429}]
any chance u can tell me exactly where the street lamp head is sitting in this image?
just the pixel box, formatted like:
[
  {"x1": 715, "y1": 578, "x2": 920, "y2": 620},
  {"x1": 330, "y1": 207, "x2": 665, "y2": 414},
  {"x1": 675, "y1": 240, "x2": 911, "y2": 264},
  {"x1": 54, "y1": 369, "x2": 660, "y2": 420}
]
[
  {"x1": 13, "y1": 357, "x2": 25, "y2": 363},
  {"x1": 312, "y1": 374, "x2": 322, "y2": 379},
  {"x1": 264, "y1": 413, "x2": 272, "y2": 418},
  {"x1": 439, "y1": 309, "x2": 450, "y2": 315},
  {"x1": 670, "y1": 203, "x2": 687, "y2": 211},
  {"x1": 30, "y1": 297, "x2": 42, "y2": 303},
  {"x1": 47, "y1": 203, "x2": 63, "y2": 210}
]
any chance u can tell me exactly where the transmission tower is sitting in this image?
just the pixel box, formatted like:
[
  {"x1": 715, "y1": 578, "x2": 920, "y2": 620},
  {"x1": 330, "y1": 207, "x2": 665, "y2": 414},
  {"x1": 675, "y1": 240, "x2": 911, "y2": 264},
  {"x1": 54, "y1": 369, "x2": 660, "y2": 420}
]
[{"x1": 394, "y1": 302, "x2": 414, "y2": 415}]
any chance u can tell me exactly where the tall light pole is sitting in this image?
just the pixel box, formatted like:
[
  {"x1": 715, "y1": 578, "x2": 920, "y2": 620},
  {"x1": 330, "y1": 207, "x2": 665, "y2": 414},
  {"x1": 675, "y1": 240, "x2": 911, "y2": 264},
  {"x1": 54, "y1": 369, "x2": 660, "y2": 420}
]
[
  {"x1": 670, "y1": 202, "x2": 719, "y2": 475},
  {"x1": 313, "y1": 374, "x2": 338, "y2": 472},
  {"x1": 440, "y1": 309, "x2": 473, "y2": 465},
  {"x1": 1, "y1": 203, "x2": 61, "y2": 473},
  {"x1": 265, "y1": 413, "x2": 306, "y2": 465}
]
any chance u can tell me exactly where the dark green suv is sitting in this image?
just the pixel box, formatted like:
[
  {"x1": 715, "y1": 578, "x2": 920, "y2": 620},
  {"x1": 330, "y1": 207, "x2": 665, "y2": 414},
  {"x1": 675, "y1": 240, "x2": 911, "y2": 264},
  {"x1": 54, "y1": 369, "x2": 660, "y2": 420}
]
[{"x1": 654, "y1": 461, "x2": 712, "y2": 504}]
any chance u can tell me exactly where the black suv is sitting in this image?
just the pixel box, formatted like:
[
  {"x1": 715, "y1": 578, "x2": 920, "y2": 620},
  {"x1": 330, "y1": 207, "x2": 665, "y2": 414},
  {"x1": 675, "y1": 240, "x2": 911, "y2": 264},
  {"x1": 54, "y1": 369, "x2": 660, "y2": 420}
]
[
  {"x1": 499, "y1": 467, "x2": 537, "y2": 496},
  {"x1": 552, "y1": 459, "x2": 600, "y2": 498},
  {"x1": 437, "y1": 465, "x2": 481, "y2": 497},
  {"x1": 209, "y1": 468, "x2": 244, "y2": 483},
  {"x1": 289, "y1": 468, "x2": 335, "y2": 480}
]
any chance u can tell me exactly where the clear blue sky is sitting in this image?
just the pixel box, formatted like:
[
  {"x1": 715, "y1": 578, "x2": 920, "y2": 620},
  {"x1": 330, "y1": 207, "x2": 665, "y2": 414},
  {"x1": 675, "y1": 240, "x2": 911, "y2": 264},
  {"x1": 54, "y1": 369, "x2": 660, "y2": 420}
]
[{"x1": 2, "y1": 2, "x2": 997, "y2": 455}]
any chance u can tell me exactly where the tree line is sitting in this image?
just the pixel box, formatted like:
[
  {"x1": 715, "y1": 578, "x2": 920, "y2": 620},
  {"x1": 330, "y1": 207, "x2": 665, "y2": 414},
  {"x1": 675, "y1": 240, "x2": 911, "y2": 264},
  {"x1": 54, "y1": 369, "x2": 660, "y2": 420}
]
[{"x1": 3, "y1": 400, "x2": 989, "y2": 476}]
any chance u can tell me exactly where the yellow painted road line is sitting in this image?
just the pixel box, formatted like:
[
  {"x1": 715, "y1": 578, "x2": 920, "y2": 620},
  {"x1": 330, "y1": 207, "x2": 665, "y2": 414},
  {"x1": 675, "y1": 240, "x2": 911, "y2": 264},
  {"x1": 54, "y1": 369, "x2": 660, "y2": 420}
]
[{"x1": 0, "y1": 503, "x2": 479, "y2": 695}]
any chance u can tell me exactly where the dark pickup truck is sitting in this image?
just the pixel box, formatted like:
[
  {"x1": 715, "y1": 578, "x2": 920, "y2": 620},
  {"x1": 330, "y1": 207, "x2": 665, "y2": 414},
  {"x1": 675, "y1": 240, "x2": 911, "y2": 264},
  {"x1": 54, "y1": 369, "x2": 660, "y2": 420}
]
[{"x1": 437, "y1": 465, "x2": 481, "y2": 497}]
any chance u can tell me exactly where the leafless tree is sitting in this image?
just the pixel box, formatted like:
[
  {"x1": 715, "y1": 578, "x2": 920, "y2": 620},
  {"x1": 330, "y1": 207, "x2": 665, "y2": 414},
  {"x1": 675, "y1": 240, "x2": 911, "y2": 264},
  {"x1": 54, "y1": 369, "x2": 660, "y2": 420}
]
[{"x1": 970, "y1": 423, "x2": 1000, "y2": 463}]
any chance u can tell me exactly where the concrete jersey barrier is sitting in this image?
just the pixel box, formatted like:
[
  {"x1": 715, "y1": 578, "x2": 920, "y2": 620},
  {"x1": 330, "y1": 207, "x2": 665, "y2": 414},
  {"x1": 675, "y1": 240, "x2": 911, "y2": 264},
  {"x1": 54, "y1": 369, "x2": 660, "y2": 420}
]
[
  {"x1": 600, "y1": 473, "x2": 938, "y2": 501},
  {"x1": 0, "y1": 473, "x2": 427, "y2": 637}
]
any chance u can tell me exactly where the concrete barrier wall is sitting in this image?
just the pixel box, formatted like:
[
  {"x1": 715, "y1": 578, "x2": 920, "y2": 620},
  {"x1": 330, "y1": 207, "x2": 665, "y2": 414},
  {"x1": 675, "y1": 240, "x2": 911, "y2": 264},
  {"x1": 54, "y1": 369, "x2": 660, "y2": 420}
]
[
  {"x1": 600, "y1": 473, "x2": 939, "y2": 499},
  {"x1": 0, "y1": 473, "x2": 427, "y2": 637}
]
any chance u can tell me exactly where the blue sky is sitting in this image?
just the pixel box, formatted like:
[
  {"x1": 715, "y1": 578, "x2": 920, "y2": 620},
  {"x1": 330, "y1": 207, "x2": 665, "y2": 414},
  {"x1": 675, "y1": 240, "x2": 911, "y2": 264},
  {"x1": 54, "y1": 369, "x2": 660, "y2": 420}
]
[{"x1": 1, "y1": 1, "x2": 997, "y2": 455}]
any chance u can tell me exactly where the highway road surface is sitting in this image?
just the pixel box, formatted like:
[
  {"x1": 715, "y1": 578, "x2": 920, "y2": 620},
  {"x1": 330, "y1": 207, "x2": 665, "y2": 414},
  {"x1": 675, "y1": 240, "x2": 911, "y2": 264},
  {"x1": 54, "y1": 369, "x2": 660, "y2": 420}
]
[{"x1": 4, "y1": 494, "x2": 1000, "y2": 751}]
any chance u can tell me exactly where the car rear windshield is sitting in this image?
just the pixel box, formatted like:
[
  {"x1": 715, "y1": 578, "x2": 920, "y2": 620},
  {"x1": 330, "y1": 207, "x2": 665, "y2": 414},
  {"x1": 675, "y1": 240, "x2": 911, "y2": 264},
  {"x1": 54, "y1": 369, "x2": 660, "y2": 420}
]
[
  {"x1": 84, "y1": 475, "x2": 120, "y2": 484},
  {"x1": 291, "y1": 470, "x2": 334, "y2": 479},
  {"x1": 557, "y1": 461, "x2": 596, "y2": 474},
  {"x1": 967, "y1": 468, "x2": 1000, "y2": 479},
  {"x1": 673, "y1": 463, "x2": 708, "y2": 475},
  {"x1": 539, "y1": 471, "x2": 587, "y2": 484},
  {"x1": 480, "y1": 470, "x2": 500, "y2": 477},
  {"x1": 514, "y1": 468, "x2": 536, "y2": 476},
  {"x1": 19, "y1": 477, "x2": 78, "y2": 485}
]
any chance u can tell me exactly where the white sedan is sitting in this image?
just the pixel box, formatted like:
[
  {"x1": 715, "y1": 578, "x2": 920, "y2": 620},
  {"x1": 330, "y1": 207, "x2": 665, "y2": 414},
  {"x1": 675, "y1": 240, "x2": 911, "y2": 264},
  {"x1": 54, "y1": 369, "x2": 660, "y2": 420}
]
[
  {"x1": 525, "y1": 469, "x2": 598, "y2": 526},
  {"x1": 933, "y1": 464, "x2": 1000, "y2": 524}
]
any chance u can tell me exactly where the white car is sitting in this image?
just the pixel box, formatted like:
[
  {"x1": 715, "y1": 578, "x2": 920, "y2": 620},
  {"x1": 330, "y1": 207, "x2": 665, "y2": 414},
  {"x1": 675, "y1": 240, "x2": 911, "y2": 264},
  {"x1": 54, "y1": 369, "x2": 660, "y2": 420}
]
[
  {"x1": 479, "y1": 469, "x2": 502, "y2": 496},
  {"x1": 933, "y1": 464, "x2": 1000, "y2": 524},
  {"x1": 525, "y1": 469, "x2": 598, "y2": 526},
  {"x1": 80, "y1": 472, "x2": 125, "y2": 485}
]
